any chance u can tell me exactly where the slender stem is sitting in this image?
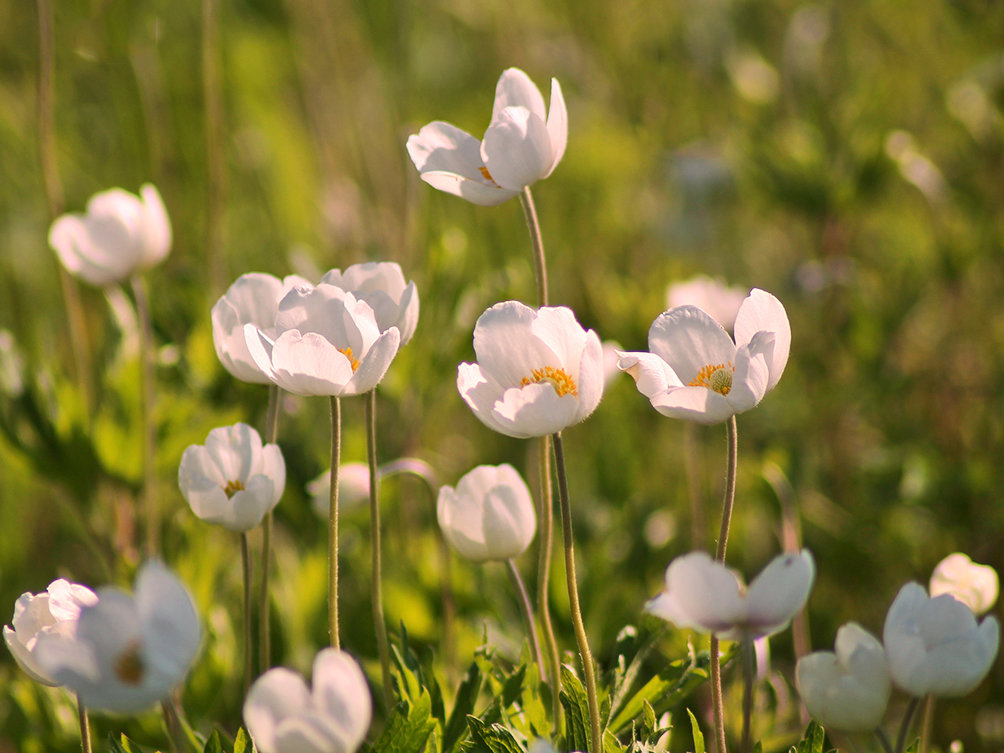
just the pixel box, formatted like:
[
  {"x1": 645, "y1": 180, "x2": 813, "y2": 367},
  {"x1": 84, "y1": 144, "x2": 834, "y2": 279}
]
[
  {"x1": 132, "y1": 275, "x2": 158, "y2": 557},
  {"x1": 76, "y1": 696, "x2": 92, "y2": 753},
  {"x1": 201, "y1": 0, "x2": 226, "y2": 294},
  {"x1": 506, "y1": 558, "x2": 546, "y2": 682},
  {"x1": 895, "y1": 697, "x2": 921, "y2": 753},
  {"x1": 741, "y1": 638, "x2": 754, "y2": 753},
  {"x1": 875, "y1": 728, "x2": 895, "y2": 753},
  {"x1": 366, "y1": 390, "x2": 392, "y2": 708},
  {"x1": 160, "y1": 698, "x2": 187, "y2": 753},
  {"x1": 536, "y1": 435, "x2": 561, "y2": 730},
  {"x1": 552, "y1": 432, "x2": 602, "y2": 753},
  {"x1": 240, "y1": 532, "x2": 253, "y2": 697},
  {"x1": 519, "y1": 187, "x2": 549, "y2": 306},
  {"x1": 328, "y1": 396, "x2": 341, "y2": 649},
  {"x1": 259, "y1": 384, "x2": 279, "y2": 671},
  {"x1": 919, "y1": 695, "x2": 934, "y2": 753},
  {"x1": 710, "y1": 636, "x2": 727, "y2": 753}
]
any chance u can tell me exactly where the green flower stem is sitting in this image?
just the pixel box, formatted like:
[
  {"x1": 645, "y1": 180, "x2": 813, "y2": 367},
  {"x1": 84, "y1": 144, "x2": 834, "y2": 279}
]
[
  {"x1": 328, "y1": 396, "x2": 341, "y2": 649},
  {"x1": 160, "y1": 697, "x2": 191, "y2": 753},
  {"x1": 536, "y1": 435, "x2": 561, "y2": 729},
  {"x1": 132, "y1": 274, "x2": 158, "y2": 557},
  {"x1": 919, "y1": 695, "x2": 934, "y2": 753},
  {"x1": 741, "y1": 638, "x2": 754, "y2": 753},
  {"x1": 519, "y1": 187, "x2": 549, "y2": 306},
  {"x1": 552, "y1": 432, "x2": 602, "y2": 753},
  {"x1": 201, "y1": 0, "x2": 226, "y2": 293},
  {"x1": 366, "y1": 390, "x2": 392, "y2": 708},
  {"x1": 506, "y1": 558, "x2": 546, "y2": 683},
  {"x1": 710, "y1": 636, "x2": 727, "y2": 753},
  {"x1": 259, "y1": 384, "x2": 280, "y2": 672},
  {"x1": 76, "y1": 696, "x2": 91, "y2": 753},
  {"x1": 240, "y1": 532, "x2": 253, "y2": 697},
  {"x1": 895, "y1": 697, "x2": 921, "y2": 753},
  {"x1": 875, "y1": 728, "x2": 895, "y2": 753}
]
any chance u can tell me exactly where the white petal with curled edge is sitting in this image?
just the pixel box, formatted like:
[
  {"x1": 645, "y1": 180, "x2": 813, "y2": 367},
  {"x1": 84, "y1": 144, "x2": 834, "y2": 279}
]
[
  {"x1": 647, "y1": 306, "x2": 737, "y2": 385},
  {"x1": 734, "y1": 289, "x2": 790, "y2": 392},
  {"x1": 543, "y1": 78, "x2": 567, "y2": 177},
  {"x1": 482, "y1": 106, "x2": 552, "y2": 191},
  {"x1": 492, "y1": 68, "x2": 547, "y2": 123}
]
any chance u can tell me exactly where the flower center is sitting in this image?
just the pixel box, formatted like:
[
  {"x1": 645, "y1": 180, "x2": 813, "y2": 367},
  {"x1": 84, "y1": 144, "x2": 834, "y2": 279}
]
[
  {"x1": 520, "y1": 366, "x2": 578, "y2": 397},
  {"x1": 338, "y1": 347, "x2": 360, "y2": 372},
  {"x1": 223, "y1": 479, "x2": 245, "y2": 497},
  {"x1": 688, "y1": 362, "x2": 734, "y2": 395},
  {"x1": 478, "y1": 166, "x2": 500, "y2": 186},
  {"x1": 114, "y1": 641, "x2": 145, "y2": 685}
]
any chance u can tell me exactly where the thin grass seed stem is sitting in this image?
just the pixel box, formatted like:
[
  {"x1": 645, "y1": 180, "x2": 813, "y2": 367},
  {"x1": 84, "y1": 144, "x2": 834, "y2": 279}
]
[
  {"x1": 506, "y1": 558, "x2": 546, "y2": 683},
  {"x1": 259, "y1": 383, "x2": 280, "y2": 672},
  {"x1": 76, "y1": 696, "x2": 91, "y2": 753},
  {"x1": 895, "y1": 697, "x2": 921, "y2": 753},
  {"x1": 552, "y1": 432, "x2": 602, "y2": 753},
  {"x1": 537, "y1": 435, "x2": 562, "y2": 730},
  {"x1": 741, "y1": 637, "x2": 754, "y2": 753},
  {"x1": 366, "y1": 390, "x2": 393, "y2": 708},
  {"x1": 328, "y1": 396, "x2": 341, "y2": 649},
  {"x1": 240, "y1": 532, "x2": 253, "y2": 697},
  {"x1": 519, "y1": 187, "x2": 548, "y2": 306},
  {"x1": 132, "y1": 275, "x2": 158, "y2": 557}
]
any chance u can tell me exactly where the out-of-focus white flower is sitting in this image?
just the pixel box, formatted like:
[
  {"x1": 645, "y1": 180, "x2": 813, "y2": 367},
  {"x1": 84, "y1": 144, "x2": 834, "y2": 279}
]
[
  {"x1": 212, "y1": 273, "x2": 311, "y2": 383},
  {"x1": 666, "y1": 276, "x2": 746, "y2": 332},
  {"x1": 49, "y1": 184, "x2": 171, "y2": 286},
  {"x1": 244, "y1": 648, "x2": 371, "y2": 753},
  {"x1": 309, "y1": 463, "x2": 372, "y2": 517},
  {"x1": 601, "y1": 340, "x2": 624, "y2": 387},
  {"x1": 244, "y1": 283, "x2": 401, "y2": 397},
  {"x1": 179, "y1": 423, "x2": 286, "y2": 532},
  {"x1": 883, "y1": 582, "x2": 999, "y2": 698},
  {"x1": 437, "y1": 464, "x2": 536, "y2": 562},
  {"x1": 35, "y1": 561, "x2": 200, "y2": 713},
  {"x1": 619, "y1": 288, "x2": 790, "y2": 425},
  {"x1": 320, "y1": 263, "x2": 419, "y2": 346},
  {"x1": 647, "y1": 550, "x2": 815, "y2": 640},
  {"x1": 4, "y1": 579, "x2": 98, "y2": 686},
  {"x1": 796, "y1": 623, "x2": 890, "y2": 732},
  {"x1": 406, "y1": 68, "x2": 567, "y2": 206},
  {"x1": 930, "y1": 553, "x2": 999, "y2": 615},
  {"x1": 458, "y1": 301, "x2": 603, "y2": 438}
]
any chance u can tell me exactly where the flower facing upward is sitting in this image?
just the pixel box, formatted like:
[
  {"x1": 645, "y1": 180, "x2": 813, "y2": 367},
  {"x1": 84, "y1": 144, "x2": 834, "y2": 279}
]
[
  {"x1": 406, "y1": 68, "x2": 567, "y2": 206},
  {"x1": 244, "y1": 648, "x2": 372, "y2": 753},
  {"x1": 437, "y1": 464, "x2": 536, "y2": 562},
  {"x1": 212, "y1": 272, "x2": 312, "y2": 384},
  {"x1": 34, "y1": 561, "x2": 200, "y2": 713},
  {"x1": 647, "y1": 550, "x2": 815, "y2": 641},
  {"x1": 244, "y1": 283, "x2": 401, "y2": 397},
  {"x1": 796, "y1": 623, "x2": 891, "y2": 732},
  {"x1": 321, "y1": 262, "x2": 419, "y2": 346},
  {"x1": 457, "y1": 301, "x2": 604, "y2": 439},
  {"x1": 619, "y1": 288, "x2": 791, "y2": 425},
  {"x1": 178, "y1": 422, "x2": 286, "y2": 532},
  {"x1": 4, "y1": 579, "x2": 98, "y2": 686},
  {"x1": 49, "y1": 184, "x2": 171, "y2": 286},
  {"x1": 930, "y1": 552, "x2": 999, "y2": 615},
  {"x1": 882, "y1": 582, "x2": 999, "y2": 698}
]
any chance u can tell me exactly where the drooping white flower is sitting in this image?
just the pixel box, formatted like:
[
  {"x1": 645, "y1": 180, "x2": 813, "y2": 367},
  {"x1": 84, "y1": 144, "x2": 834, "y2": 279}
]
[
  {"x1": 437, "y1": 464, "x2": 536, "y2": 562},
  {"x1": 796, "y1": 623, "x2": 891, "y2": 732},
  {"x1": 320, "y1": 262, "x2": 419, "y2": 346},
  {"x1": 212, "y1": 272, "x2": 312, "y2": 383},
  {"x1": 35, "y1": 561, "x2": 200, "y2": 713},
  {"x1": 244, "y1": 648, "x2": 372, "y2": 753},
  {"x1": 178, "y1": 422, "x2": 286, "y2": 532},
  {"x1": 49, "y1": 184, "x2": 171, "y2": 286},
  {"x1": 647, "y1": 550, "x2": 815, "y2": 640},
  {"x1": 458, "y1": 301, "x2": 603, "y2": 439},
  {"x1": 882, "y1": 582, "x2": 999, "y2": 698},
  {"x1": 406, "y1": 68, "x2": 567, "y2": 206},
  {"x1": 619, "y1": 288, "x2": 791, "y2": 425},
  {"x1": 4, "y1": 579, "x2": 98, "y2": 686},
  {"x1": 930, "y1": 552, "x2": 999, "y2": 615},
  {"x1": 666, "y1": 276, "x2": 747, "y2": 332},
  {"x1": 244, "y1": 283, "x2": 401, "y2": 397}
]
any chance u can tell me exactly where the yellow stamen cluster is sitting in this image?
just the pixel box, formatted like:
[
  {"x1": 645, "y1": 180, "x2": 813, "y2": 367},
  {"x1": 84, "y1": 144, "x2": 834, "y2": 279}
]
[
  {"x1": 520, "y1": 366, "x2": 578, "y2": 397},
  {"x1": 339, "y1": 347, "x2": 360, "y2": 372},
  {"x1": 688, "y1": 362, "x2": 734, "y2": 395},
  {"x1": 223, "y1": 479, "x2": 245, "y2": 497},
  {"x1": 114, "y1": 642, "x2": 145, "y2": 685}
]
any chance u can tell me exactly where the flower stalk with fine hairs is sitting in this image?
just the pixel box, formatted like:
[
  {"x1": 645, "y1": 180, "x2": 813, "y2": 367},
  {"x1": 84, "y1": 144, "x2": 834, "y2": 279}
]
[{"x1": 328, "y1": 396, "x2": 341, "y2": 649}]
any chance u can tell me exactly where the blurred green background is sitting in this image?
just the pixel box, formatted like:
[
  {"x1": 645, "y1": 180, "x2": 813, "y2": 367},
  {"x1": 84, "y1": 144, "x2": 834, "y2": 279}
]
[{"x1": 3, "y1": 0, "x2": 1004, "y2": 750}]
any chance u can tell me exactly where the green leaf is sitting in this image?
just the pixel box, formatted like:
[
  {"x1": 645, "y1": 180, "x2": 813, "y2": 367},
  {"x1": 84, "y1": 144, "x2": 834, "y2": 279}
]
[
  {"x1": 466, "y1": 715, "x2": 526, "y2": 753},
  {"x1": 687, "y1": 709, "x2": 705, "y2": 753},
  {"x1": 234, "y1": 728, "x2": 253, "y2": 753},
  {"x1": 501, "y1": 664, "x2": 527, "y2": 708},
  {"x1": 108, "y1": 734, "x2": 163, "y2": 753},
  {"x1": 202, "y1": 730, "x2": 224, "y2": 753},
  {"x1": 608, "y1": 649, "x2": 713, "y2": 735},
  {"x1": 789, "y1": 720, "x2": 825, "y2": 753},
  {"x1": 559, "y1": 665, "x2": 590, "y2": 753},
  {"x1": 442, "y1": 660, "x2": 483, "y2": 753},
  {"x1": 372, "y1": 690, "x2": 437, "y2": 753}
]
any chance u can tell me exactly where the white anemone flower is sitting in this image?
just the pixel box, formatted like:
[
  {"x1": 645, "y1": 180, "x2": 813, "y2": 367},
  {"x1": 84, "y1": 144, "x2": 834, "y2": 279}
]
[
  {"x1": 457, "y1": 301, "x2": 604, "y2": 439},
  {"x1": 212, "y1": 272, "x2": 312, "y2": 383},
  {"x1": 308, "y1": 462, "x2": 372, "y2": 517},
  {"x1": 618, "y1": 288, "x2": 791, "y2": 425},
  {"x1": 178, "y1": 422, "x2": 286, "y2": 532},
  {"x1": 4, "y1": 579, "x2": 98, "y2": 686},
  {"x1": 244, "y1": 283, "x2": 401, "y2": 397},
  {"x1": 796, "y1": 623, "x2": 891, "y2": 732},
  {"x1": 244, "y1": 648, "x2": 372, "y2": 753},
  {"x1": 666, "y1": 275, "x2": 747, "y2": 332},
  {"x1": 49, "y1": 184, "x2": 171, "y2": 286},
  {"x1": 320, "y1": 262, "x2": 419, "y2": 346},
  {"x1": 437, "y1": 464, "x2": 536, "y2": 562},
  {"x1": 35, "y1": 561, "x2": 201, "y2": 713},
  {"x1": 406, "y1": 68, "x2": 567, "y2": 206},
  {"x1": 929, "y1": 552, "x2": 999, "y2": 615},
  {"x1": 647, "y1": 550, "x2": 815, "y2": 640},
  {"x1": 882, "y1": 582, "x2": 999, "y2": 698}
]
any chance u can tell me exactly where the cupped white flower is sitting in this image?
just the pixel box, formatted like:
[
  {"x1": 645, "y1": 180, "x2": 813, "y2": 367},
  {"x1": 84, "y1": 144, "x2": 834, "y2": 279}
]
[
  {"x1": 244, "y1": 283, "x2": 401, "y2": 397},
  {"x1": 49, "y1": 184, "x2": 171, "y2": 286},
  {"x1": 4, "y1": 579, "x2": 98, "y2": 686},
  {"x1": 35, "y1": 561, "x2": 200, "y2": 713},
  {"x1": 666, "y1": 276, "x2": 747, "y2": 332},
  {"x1": 320, "y1": 263, "x2": 419, "y2": 346},
  {"x1": 309, "y1": 462, "x2": 372, "y2": 517},
  {"x1": 458, "y1": 301, "x2": 603, "y2": 439},
  {"x1": 437, "y1": 464, "x2": 536, "y2": 562},
  {"x1": 647, "y1": 550, "x2": 815, "y2": 640},
  {"x1": 406, "y1": 68, "x2": 567, "y2": 206},
  {"x1": 179, "y1": 422, "x2": 286, "y2": 532},
  {"x1": 796, "y1": 622, "x2": 891, "y2": 732},
  {"x1": 930, "y1": 553, "x2": 999, "y2": 615},
  {"x1": 883, "y1": 581, "x2": 999, "y2": 698},
  {"x1": 212, "y1": 272, "x2": 312, "y2": 383},
  {"x1": 619, "y1": 288, "x2": 791, "y2": 425},
  {"x1": 244, "y1": 648, "x2": 372, "y2": 753}
]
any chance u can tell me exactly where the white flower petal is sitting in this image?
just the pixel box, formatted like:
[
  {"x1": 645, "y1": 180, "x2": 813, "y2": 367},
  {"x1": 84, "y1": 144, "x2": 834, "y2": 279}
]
[
  {"x1": 734, "y1": 289, "x2": 790, "y2": 391},
  {"x1": 647, "y1": 306, "x2": 737, "y2": 384},
  {"x1": 482, "y1": 106, "x2": 552, "y2": 191},
  {"x1": 543, "y1": 77, "x2": 567, "y2": 177},
  {"x1": 491, "y1": 383, "x2": 580, "y2": 439},
  {"x1": 745, "y1": 551, "x2": 815, "y2": 636},
  {"x1": 492, "y1": 68, "x2": 547, "y2": 123},
  {"x1": 648, "y1": 385, "x2": 737, "y2": 425}
]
